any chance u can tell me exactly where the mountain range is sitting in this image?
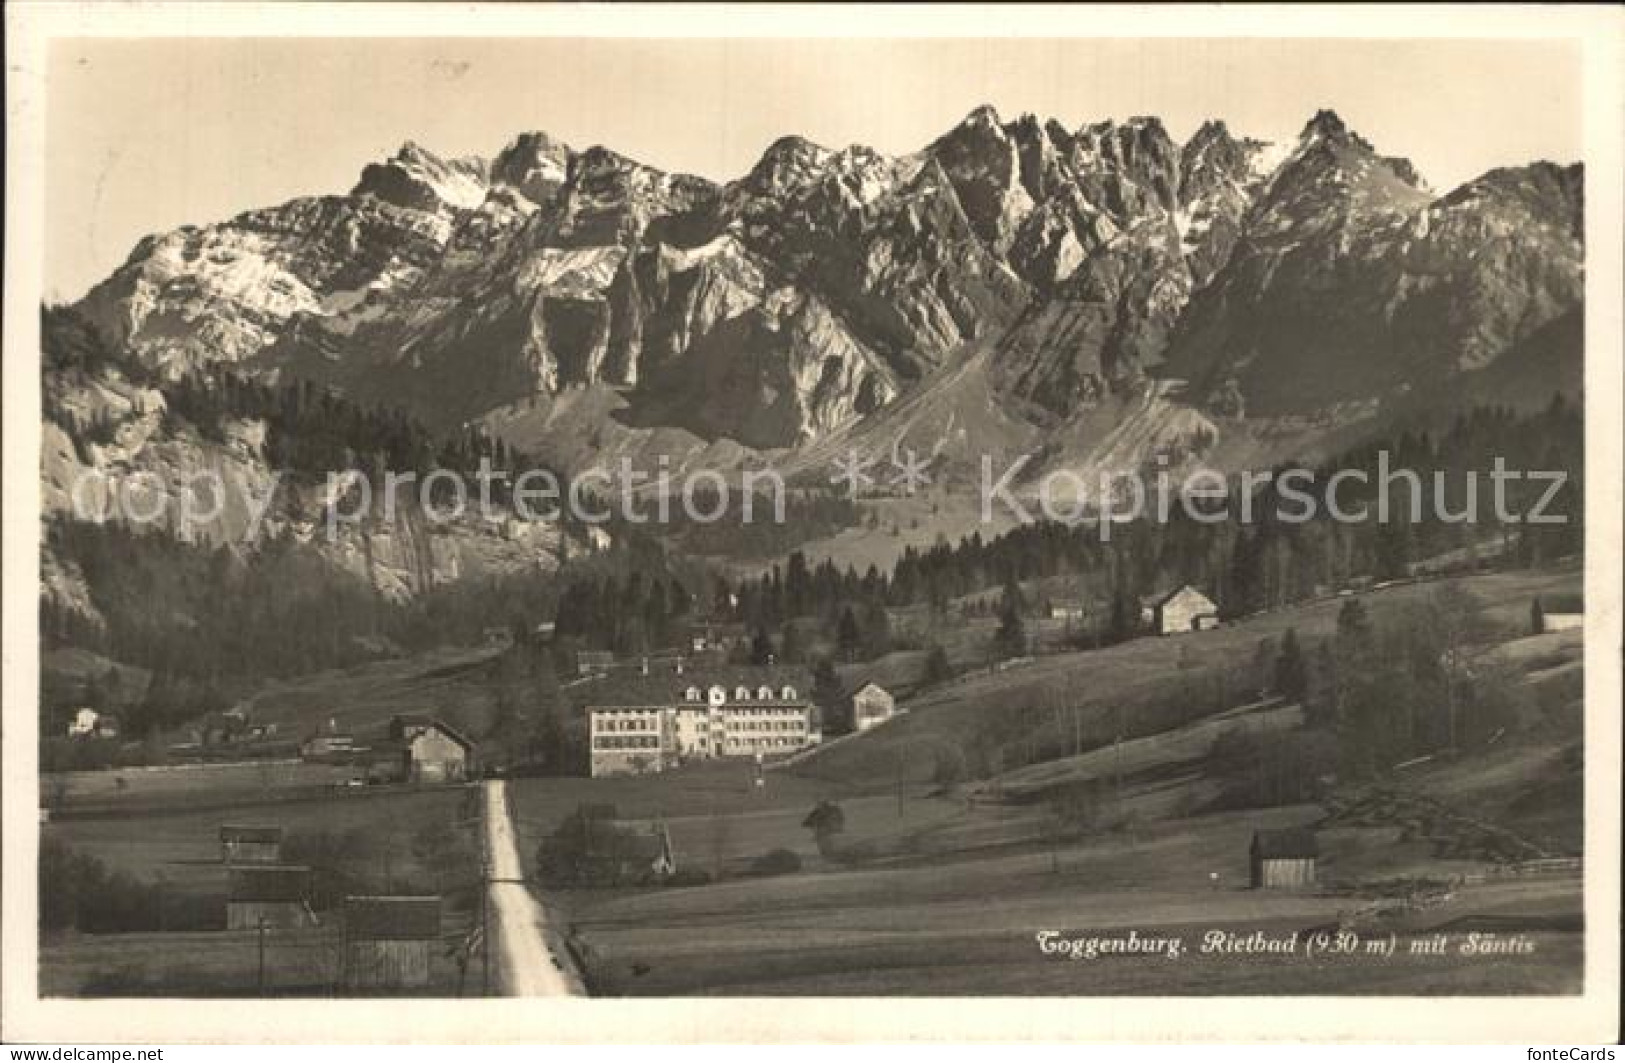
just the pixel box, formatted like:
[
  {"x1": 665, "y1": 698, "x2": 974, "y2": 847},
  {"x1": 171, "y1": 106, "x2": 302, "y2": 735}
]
[{"x1": 57, "y1": 105, "x2": 1583, "y2": 505}]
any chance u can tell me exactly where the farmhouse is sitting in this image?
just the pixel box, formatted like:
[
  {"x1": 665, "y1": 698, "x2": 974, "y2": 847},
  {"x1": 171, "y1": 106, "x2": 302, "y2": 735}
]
[
  {"x1": 850, "y1": 681, "x2": 900, "y2": 732},
  {"x1": 226, "y1": 865, "x2": 314, "y2": 929},
  {"x1": 1249, "y1": 828, "x2": 1319, "y2": 889},
  {"x1": 342, "y1": 896, "x2": 441, "y2": 991},
  {"x1": 1049, "y1": 601, "x2": 1087, "y2": 622},
  {"x1": 1538, "y1": 594, "x2": 1583, "y2": 633},
  {"x1": 388, "y1": 715, "x2": 474, "y2": 783},
  {"x1": 300, "y1": 729, "x2": 359, "y2": 761},
  {"x1": 584, "y1": 664, "x2": 817, "y2": 777},
  {"x1": 540, "y1": 805, "x2": 678, "y2": 885},
  {"x1": 582, "y1": 812, "x2": 677, "y2": 882},
  {"x1": 220, "y1": 825, "x2": 283, "y2": 865},
  {"x1": 1142, "y1": 585, "x2": 1220, "y2": 635},
  {"x1": 67, "y1": 707, "x2": 117, "y2": 737}
]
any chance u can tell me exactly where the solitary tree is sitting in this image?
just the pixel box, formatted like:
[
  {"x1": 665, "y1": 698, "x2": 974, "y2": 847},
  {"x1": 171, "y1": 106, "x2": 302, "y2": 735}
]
[
  {"x1": 994, "y1": 582, "x2": 1026, "y2": 658},
  {"x1": 1275, "y1": 628, "x2": 1309, "y2": 704},
  {"x1": 836, "y1": 608, "x2": 861, "y2": 661},
  {"x1": 802, "y1": 800, "x2": 846, "y2": 859},
  {"x1": 749, "y1": 626, "x2": 774, "y2": 666},
  {"x1": 811, "y1": 657, "x2": 845, "y2": 731}
]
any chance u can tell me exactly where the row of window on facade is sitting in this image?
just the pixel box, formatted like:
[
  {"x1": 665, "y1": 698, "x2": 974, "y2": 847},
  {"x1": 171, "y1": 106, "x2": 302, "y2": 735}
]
[
  {"x1": 593, "y1": 730, "x2": 805, "y2": 752},
  {"x1": 706, "y1": 718, "x2": 804, "y2": 733},
  {"x1": 595, "y1": 715, "x2": 661, "y2": 733},
  {"x1": 595, "y1": 707, "x2": 807, "y2": 732},
  {"x1": 684, "y1": 685, "x2": 798, "y2": 702},
  {"x1": 595, "y1": 735, "x2": 661, "y2": 750}
]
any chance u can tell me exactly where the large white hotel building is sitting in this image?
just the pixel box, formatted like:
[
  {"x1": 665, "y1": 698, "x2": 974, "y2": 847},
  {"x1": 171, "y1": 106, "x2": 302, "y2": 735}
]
[{"x1": 583, "y1": 663, "x2": 821, "y2": 777}]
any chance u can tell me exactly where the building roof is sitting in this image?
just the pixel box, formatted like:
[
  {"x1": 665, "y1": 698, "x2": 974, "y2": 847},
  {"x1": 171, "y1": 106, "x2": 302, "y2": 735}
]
[
  {"x1": 228, "y1": 865, "x2": 310, "y2": 903},
  {"x1": 1250, "y1": 828, "x2": 1319, "y2": 859},
  {"x1": 845, "y1": 678, "x2": 892, "y2": 699},
  {"x1": 220, "y1": 825, "x2": 284, "y2": 844},
  {"x1": 302, "y1": 731, "x2": 356, "y2": 745},
  {"x1": 580, "y1": 664, "x2": 813, "y2": 710},
  {"x1": 1144, "y1": 584, "x2": 1216, "y2": 610},
  {"x1": 390, "y1": 715, "x2": 475, "y2": 751},
  {"x1": 1543, "y1": 593, "x2": 1583, "y2": 614},
  {"x1": 344, "y1": 896, "x2": 442, "y2": 940}
]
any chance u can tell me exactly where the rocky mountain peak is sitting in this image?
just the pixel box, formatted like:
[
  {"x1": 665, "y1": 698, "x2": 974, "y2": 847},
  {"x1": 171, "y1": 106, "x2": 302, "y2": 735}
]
[
  {"x1": 1301, "y1": 108, "x2": 1355, "y2": 144},
  {"x1": 64, "y1": 106, "x2": 1584, "y2": 483},
  {"x1": 1185, "y1": 119, "x2": 1233, "y2": 151},
  {"x1": 959, "y1": 103, "x2": 1005, "y2": 129},
  {"x1": 491, "y1": 131, "x2": 572, "y2": 203},
  {"x1": 352, "y1": 140, "x2": 490, "y2": 212},
  {"x1": 739, "y1": 134, "x2": 836, "y2": 196}
]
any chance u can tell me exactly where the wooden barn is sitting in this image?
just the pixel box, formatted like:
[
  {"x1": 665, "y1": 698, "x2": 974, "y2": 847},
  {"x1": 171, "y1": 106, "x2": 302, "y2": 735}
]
[
  {"x1": 1144, "y1": 585, "x2": 1220, "y2": 635},
  {"x1": 1538, "y1": 593, "x2": 1584, "y2": 633},
  {"x1": 851, "y1": 682, "x2": 899, "y2": 732},
  {"x1": 342, "y1": 896, "x2": 441, "y2": 991},
  {"x1": 226, "y1": 865, "x2": 313, "y2": 929},
  {"x1": 1249, "y1": 828, "x2": 1319, "y2": 889},
  {"x1": 220, "y1": 825, "x2": 283, "y2": 865},
  {"x1": 388, "y1": 715, "x2": 474, "y2": 783}
]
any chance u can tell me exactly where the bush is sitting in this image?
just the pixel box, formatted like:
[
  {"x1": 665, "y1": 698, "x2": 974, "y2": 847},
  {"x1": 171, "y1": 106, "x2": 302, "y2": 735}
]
[
  {"x1": 748, "y1": 848, "x2": 802, "y2": 876},
  {"x1": 665, "y1": 867, "x2": 713, "y2": 887},
  {"x1": 38, "y1": 837, "x2": 221, "y2": 933}
]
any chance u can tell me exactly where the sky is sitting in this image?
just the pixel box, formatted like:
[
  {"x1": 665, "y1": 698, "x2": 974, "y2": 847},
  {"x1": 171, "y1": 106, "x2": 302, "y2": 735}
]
[{"x1": 45, "y1": 36, "x2": 1581, "y2": 302}]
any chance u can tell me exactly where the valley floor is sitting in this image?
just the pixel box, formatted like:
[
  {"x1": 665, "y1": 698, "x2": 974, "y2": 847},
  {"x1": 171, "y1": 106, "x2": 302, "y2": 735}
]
[{"x1": 39, "y1": 564, "x2": 1587, "y2": 998}]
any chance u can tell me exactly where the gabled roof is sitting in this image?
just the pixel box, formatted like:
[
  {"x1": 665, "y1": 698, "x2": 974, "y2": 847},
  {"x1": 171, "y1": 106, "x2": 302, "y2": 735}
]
[
  {"x1": 1543, "y1": 593, "x2": 1583, "y2": 613},
  {"x1": 1250, "y1": 828, "x2": 1319, "y2": 859},
  {"x1": 580, "y1": 665, "x2": 812, "y2": 710},
  {"x1": 228, "y1": 865, "x2": 310, "y2": 903},
  {"x1": 845, "y1": 678, "x2": 892, "y2": 699},
  {"x1": 391, "y1": 715, "x2": 475, "y2": 751},
  {"x1": 1144, "y1": 584, "x2": 1216, "y2": 610},
  {"x1": 220, "y1": 825, "x2": 283, "y2": 844},
  {"x1": 344, "y1": 896, "x2": 442, "y2": 940}
]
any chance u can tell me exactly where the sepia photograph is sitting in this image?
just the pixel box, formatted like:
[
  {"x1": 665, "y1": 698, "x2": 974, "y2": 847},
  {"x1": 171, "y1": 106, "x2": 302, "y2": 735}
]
[{"x1": 3, "y1": 2, "x2": 1620, "y2": 1046}]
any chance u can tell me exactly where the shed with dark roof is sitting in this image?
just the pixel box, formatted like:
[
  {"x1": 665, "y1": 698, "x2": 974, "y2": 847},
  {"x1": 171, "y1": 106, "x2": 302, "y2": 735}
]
[
  {"x1": 226, "y1": 864, "x2": 313, "y2": 929},
  {"x1": 342, "y1": 895, "x2": 441, "y2": 990},
  {"x1": 1538, "y1": 593, "x2": 1584, "y2": 633},
  {"x1": 1249, "y1": 828, "x2": 1319, "y2": 889}
]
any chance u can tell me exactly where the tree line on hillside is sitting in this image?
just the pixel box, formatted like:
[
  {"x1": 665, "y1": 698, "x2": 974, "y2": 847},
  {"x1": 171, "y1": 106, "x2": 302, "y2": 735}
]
[
  {"x1": 39, "y1": 515, "x2": 693, "y2": 747},
  {"x1": 712, "y1": 398, "x2": 1582, "y2": 641},
  {"x1": 1204, "y1": 588, "x2": 1538, "y2": 810},
  {"x1": 954, "y1": 585, "x2": 1542, "y2": 811}
]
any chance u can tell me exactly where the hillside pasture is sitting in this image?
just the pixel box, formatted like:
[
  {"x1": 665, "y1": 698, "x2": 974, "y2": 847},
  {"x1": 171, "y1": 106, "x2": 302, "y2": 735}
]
[{"x1": 795, "y1": 567, "x2": 1582, "y2": 791}]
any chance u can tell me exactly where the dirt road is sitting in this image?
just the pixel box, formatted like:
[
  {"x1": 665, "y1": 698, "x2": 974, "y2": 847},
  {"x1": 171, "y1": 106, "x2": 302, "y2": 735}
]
[{"x1": 483, "y1": 779, "x2": 583, "y2": 996}]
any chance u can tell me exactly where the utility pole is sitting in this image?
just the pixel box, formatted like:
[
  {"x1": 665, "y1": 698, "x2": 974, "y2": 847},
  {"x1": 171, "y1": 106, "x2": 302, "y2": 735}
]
[
  {"x1": 257, "y1": 917, "x2": 268, "y2": 993},
  {"x1": 895, "y1": 748, "x2": 905, "y2": 819},
  {"x1": 1112, "y1": 704, "x2": 1123, "y2": 809}
]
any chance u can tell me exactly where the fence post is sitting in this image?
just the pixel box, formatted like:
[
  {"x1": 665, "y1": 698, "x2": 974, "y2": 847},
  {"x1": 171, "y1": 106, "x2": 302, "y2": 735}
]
[{"x1": 257, "y1": 916, "x2": 268, "y2": 993}]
